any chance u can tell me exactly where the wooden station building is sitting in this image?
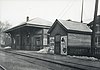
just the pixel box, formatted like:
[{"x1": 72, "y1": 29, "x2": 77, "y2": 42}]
[
  {"x1": 5, "y1": 17, "x2": 52, "y2": 51},
  {"x1": 48, "y1": 19, "x2": 92, "y2": 56}
]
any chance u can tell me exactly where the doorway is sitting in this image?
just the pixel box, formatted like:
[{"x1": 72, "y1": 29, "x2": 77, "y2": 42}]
[
  {"x1": 54, "y1": 34, "x2": 61, "y2": 54},
  {"x1": 35, "y1": 37, "x2": 41, "y2": 50}
]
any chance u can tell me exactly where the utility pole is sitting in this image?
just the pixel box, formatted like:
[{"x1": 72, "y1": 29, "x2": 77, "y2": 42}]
[
  {"x1": 81, "y1": 0, "x2": 84, "y2": 23},
  {"x1": 91, "y1": 0, "x2": 99, "y2": 55}
]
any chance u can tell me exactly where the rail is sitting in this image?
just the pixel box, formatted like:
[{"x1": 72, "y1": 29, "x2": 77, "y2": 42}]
[{"x1": 0, "y1": 65, "x2": 6, "y2": 70}]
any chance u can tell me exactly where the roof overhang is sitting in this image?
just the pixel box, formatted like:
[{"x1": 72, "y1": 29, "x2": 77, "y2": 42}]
[
  {"x1": 68, "y1": 29, "x2": 92, "y2": 35},
  {"x1": 4, "y1": 23, "x2": 51, "y2": 33},
  {"x1": 48, "y1": 19, "x2": 92, "y2": 35}
]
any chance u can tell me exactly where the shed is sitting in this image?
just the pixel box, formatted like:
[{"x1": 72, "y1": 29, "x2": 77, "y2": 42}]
[
  {"x1": 48, "y1": 19, "x2": 92, "y2": 56},
  {"x1": 5, "y1": 17, "x2": 52, "y2": 51}
]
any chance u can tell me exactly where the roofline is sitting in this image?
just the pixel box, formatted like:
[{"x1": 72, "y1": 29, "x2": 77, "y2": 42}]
[
  {"x1": 48, "y1": 19, "x2": 92, "y2": 35},
  {"x1": 5, "y1": 23, "x2": 51, "y2": 33},
  {"x1": 68, "y1": 29, "x2": 92, "y2": 35},
  {"x1": 26, "y1": 23, "x2": 51, "y2": 27},
  {"x1": 27, "y1": 17, "x2": 52, "y2": 23},
  {"x1": 58, "y1": 19, "x2": 89, "y2": 24},
  {"x1": 4, "y1": 23, "x2": 26, "y2": 33},
  {"x1": 48, "y1": 19, "x2": 58, "y2": 33},
  {"x1": 26, "y1": 24, "x2": 51, "y2": 28}
]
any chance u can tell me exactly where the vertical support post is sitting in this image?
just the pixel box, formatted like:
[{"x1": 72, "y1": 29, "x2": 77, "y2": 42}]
[
  {"x1": 19, "y1": 30, "x2": 23, "y2": 50},
  {"x1": 91, "y1": 0, "x2": 99, "y2": 55},
  {"x1": 81, "y1": 0, "x2": 84, "y2": 23},
  {"x1": 42, "y1": 29, "x2": 44, "y2": 49},
  {"x1": 11, "y1": 34, "x2": 14, "y2": 49}
]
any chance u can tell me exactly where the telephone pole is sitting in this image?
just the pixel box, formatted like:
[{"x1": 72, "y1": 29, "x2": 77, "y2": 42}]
[
  {"x1": 81, "y1": 0, "x2": 84, "y2": 23},
  {"x1": 91, "y1": 0, "x2": 99, "y2": 55}
]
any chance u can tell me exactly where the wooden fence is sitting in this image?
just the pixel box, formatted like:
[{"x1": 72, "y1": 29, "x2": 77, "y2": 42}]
[{"x1": 67, "y1": 46, "x2": 100, "y2": 58}]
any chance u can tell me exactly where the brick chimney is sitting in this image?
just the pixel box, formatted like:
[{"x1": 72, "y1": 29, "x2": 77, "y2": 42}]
[{"x1": 26, "y1": 16, "x2": 29, "y2": 22}]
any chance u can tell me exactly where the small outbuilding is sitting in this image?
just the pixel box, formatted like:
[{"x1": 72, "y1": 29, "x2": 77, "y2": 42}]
[
  {"x1": 5, "y1": 17, "x2": 52, "y2": 51},
  {"x1": 48, "y1": 19, "x2": 92, "y2": 56}
]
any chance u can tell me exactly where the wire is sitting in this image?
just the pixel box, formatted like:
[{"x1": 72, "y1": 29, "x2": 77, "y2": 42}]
[
  {"x1": 60, "y1": 0, "x2": 74, "y2": 19},
  {"x1": 57, "y1": 0, "x2": 74, "y2": 19}
]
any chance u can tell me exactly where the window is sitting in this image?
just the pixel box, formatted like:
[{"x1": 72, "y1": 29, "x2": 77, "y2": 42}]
[
  {"x1": 35, "y1": 37, "x2": 41, "y2": 46},
  {"x1": 96, "y1": 36, "x2": 100, "y2": 46}
]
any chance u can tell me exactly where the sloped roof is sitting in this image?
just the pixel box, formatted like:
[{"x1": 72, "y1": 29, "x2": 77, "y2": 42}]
[
  {"x1": 26, "y1": 17, "x2": 53, "y2": 26},
  {"x1": 5, "y1": 17, "x2": 52, "y2": 33},
  {"x1": 58, "y1": 19, "x2": 92, "y2": 32},
  {"x1": 48, "y1": 19, "x2": 92, "y2": 34}
]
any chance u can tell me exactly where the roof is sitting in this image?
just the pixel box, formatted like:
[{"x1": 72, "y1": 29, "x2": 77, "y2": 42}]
[
  {"x1": 5, "y1": 17, "x2": 52, "y2": 33},
  {"x1": 26, "y1": 17, "x2": 53, "y2": 26},
  {"x1": 58, "y1": 19, "x2": 92, "y2": 32},
  {"x1": 48, "y1": 19, "x2": 92, "y2": 33}
]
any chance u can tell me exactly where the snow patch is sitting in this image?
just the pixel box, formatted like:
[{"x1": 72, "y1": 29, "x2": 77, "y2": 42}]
[
  {"x1": 37, "y1": 47, "x2": 50, "y2": 53},
  {"x1": 68, "y1": 55, "x2": 98, "y2": 61},
  {"x1": 4, "y1": 46, "x2": 11, "y2": 49}
]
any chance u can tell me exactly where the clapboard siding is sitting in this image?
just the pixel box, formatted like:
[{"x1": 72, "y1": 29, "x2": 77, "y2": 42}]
[
  {"x1": 68, "y1": 33, "x2": 91, "y2": 47},
  {"x1": 50, "y1": 21, "x2": 67, "y2": 36}
]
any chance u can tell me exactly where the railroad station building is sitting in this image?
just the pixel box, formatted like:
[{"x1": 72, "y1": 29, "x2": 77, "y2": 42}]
[
  {"x1": 5, "y1": 17, "x2": 52, "y2": 51},
  {"x1": 48, "y1": 19, "x2": 92, "y2": 56}
]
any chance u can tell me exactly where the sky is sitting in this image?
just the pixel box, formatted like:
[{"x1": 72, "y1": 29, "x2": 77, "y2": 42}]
[{"x1": 0, "y1": 0, "x2": 100, "y2": 27}]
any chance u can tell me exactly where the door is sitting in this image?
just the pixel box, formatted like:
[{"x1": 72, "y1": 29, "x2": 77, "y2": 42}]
[
  {"x1": 35, "y1": 37, "x2": 41, "y2": 50},
  {"x1": 55, "y1": 34, "x2": 61, "y2": 54},
  {"x1": 15, "y1": 35, "x2": 20, "y2": 49}
]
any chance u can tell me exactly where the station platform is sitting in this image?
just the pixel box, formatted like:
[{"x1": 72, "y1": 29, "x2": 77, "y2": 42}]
[{"x1": 3, "y1": 50, "x2": 100, "y2": 70}]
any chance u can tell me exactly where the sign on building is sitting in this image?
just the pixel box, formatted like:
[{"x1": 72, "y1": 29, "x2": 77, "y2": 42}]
[
  {"x1": 49, "y1": 37, "x2": 54, "y2": 53},
  {"x1": 61, "y1": 36, "x2": 67, "y2": 55}
]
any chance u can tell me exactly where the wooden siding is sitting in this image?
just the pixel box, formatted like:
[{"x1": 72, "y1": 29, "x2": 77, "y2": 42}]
[
  {"x1": 67, "y1": 47, "x2": 91, "y2": 56},
  {"x1": 31, "y1": 34, "x2": 42, "y2": 50},
  {"x1": 68, "y1": 33, "x2": 91, "y2": 47},
  {"x1": 48, "y1": 20, "x2": 92, "y2": 56},
  {"x1": 50, "y1": 22, "x2": 67, "y2": 36},
  {"x1": 9, "y1": 26, "x2": 49, "y2": 50}
]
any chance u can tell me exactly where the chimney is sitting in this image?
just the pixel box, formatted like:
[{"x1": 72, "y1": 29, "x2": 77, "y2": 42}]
[{"x1": 26, "y1": 16, "x2": 29, "y2": 22}]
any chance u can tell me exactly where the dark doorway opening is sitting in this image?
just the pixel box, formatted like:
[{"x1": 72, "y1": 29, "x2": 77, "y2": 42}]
[{"x1": 54, "y1": 34, "x2": 61, "y2": 54}]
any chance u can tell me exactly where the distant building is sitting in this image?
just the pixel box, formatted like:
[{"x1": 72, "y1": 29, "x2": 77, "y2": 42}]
[
  {"x1": 5, "y1": 17, "x2": 52, "y2": 50},
  {"x1": 88, "y1": 15, "x2": 100, "y2": 47},
  {"x1": 48, "y1": 19, "x2": 92, "y2": 56}
]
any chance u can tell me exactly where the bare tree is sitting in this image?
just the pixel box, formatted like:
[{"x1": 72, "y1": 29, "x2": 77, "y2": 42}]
[{"x1": 0, "y1": 21, "x2": 11, "y2": 47}]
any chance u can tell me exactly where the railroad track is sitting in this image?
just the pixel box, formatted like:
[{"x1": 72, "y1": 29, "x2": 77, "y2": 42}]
[
  {"x1": 2, "y1": 50, "x2": 100, "y2": 70},
  {"x1": 11, "y1": 53, "x2": 82, "y2": 70},
  {"x1": 0, "y1": 65, "x2": 6, "y2": 70}
]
